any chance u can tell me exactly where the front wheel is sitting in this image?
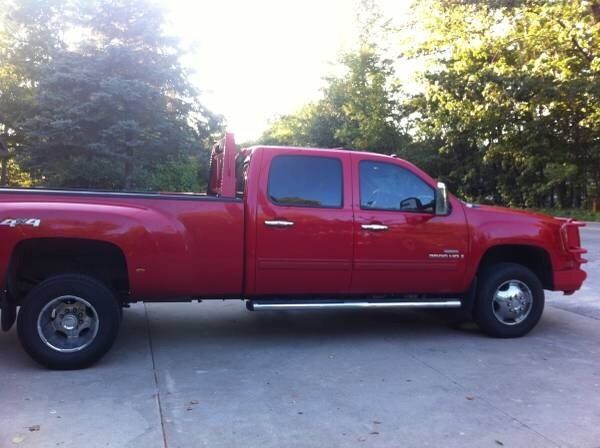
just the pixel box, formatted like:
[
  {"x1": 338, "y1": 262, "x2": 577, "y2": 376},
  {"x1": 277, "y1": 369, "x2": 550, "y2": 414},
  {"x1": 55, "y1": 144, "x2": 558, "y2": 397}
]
[
  {"x1": 17, "y1": 274, "x2": 121, "y2": 369},
  {"x1": 474, "y1": 263, "x2": 544, "y2": 338}
]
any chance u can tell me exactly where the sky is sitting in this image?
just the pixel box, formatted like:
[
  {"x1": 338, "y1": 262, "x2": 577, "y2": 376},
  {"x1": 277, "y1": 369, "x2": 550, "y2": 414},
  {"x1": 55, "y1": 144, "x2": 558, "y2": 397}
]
[{"x1": 164, "y1": 0, "x2": 414, "y2": 143}]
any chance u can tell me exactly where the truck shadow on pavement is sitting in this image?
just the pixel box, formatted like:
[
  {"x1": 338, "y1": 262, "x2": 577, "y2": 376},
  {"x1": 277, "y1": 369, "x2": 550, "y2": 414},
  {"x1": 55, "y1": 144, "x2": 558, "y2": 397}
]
[
  {"x1": 0, "y1": 303, "x2": 573, "y2": 370},
  {"x1": 144, "y1": 306, "x2": 478, "y2": 341}
]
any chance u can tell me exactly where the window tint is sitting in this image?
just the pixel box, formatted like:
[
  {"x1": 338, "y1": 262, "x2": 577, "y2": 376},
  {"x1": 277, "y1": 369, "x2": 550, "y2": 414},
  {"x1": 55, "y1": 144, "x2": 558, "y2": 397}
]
[
  {"x1": 360, "y1": 161, "x2": 435, "y2": 212},
  {"x1": 268, "y1": 155, "x2": 343, "y2": 208}
]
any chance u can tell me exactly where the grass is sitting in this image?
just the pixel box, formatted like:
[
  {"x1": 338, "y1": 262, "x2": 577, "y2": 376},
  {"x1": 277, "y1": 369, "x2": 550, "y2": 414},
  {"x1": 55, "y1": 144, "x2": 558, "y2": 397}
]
[{"x1": 528, "y1": 208, "x2": 600, "y2": 222}]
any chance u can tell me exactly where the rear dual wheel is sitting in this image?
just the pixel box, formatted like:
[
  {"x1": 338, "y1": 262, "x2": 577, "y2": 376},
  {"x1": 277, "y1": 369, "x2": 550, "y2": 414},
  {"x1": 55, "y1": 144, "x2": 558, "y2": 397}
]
[{"x1": 17, "y1": 274, "x2": 121, "y2": 370}]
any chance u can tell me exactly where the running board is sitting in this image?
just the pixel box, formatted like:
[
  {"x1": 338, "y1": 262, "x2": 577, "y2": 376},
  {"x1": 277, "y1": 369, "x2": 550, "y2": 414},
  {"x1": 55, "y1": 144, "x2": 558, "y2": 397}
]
[{"x1": 246, "y1": 300, "x2": 462, "y2": 311}]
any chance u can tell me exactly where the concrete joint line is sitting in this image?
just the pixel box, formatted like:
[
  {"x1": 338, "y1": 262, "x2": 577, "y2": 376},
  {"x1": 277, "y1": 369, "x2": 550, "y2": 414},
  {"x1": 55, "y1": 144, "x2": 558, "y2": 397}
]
[{"x1": 145, "y1": 304, "x2": 169, "y2": 448}]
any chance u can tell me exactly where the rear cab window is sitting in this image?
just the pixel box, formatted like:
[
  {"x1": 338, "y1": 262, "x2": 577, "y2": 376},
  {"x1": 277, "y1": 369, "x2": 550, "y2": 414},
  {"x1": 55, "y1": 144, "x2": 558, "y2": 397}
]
[{"x1": 268, "y1": 155, "x2": 343, "y2": 208}]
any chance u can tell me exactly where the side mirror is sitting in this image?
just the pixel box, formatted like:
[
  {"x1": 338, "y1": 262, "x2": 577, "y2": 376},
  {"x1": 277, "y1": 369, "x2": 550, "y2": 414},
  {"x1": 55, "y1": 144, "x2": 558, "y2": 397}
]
[
  {"x1": 435, "y1": 181, "x2": 449, "y2": 215},
  {"x1": 399, "y1": 197, "x2": 421, "y2": 210}
]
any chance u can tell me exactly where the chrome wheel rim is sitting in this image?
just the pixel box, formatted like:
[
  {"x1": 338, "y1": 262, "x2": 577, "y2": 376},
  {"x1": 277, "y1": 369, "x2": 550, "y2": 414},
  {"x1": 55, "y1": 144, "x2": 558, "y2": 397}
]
[
  {"x1": 37, "y1": 296, "x2": 99, "y2": 353},
  {"x1": 492, "y1": 280, "x2": 533, "y2": 326}
]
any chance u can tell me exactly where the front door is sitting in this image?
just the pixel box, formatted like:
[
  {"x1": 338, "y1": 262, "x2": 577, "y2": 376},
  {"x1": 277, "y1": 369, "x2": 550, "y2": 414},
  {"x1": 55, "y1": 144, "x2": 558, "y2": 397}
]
[
  {"x1": 253, "y1": 150, "x2": 353, "y2": 296},
  {"x1": 352, "y1": 154, "x2": 469, "y2": 294}
]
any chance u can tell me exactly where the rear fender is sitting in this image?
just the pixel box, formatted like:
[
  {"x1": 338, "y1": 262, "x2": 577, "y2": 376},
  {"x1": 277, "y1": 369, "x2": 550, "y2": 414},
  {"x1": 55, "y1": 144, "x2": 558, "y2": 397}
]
[{"x1": 0, "y1": 201, "x2": 189, "y2": 298}]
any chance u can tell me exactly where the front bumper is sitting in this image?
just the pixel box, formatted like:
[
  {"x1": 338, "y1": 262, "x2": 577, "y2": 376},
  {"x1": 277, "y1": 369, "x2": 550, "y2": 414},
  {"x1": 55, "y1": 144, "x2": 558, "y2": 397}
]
[{"x1": 553, "y1": 268, "x2": 587, "y2": 295}]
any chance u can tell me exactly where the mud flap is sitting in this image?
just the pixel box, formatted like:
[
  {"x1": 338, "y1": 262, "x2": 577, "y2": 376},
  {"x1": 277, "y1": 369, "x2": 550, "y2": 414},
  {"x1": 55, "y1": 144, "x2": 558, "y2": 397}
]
[
  {"x1": 0, "y1": 291, "x2": 16, "y2": 332},
  {"x1": 461, "y1": 276, "x2": 478, "y2": 313}
]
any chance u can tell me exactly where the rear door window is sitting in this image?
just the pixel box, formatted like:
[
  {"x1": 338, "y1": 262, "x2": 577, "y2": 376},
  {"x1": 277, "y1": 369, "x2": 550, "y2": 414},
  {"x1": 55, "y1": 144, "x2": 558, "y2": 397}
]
[{"x1": 268, "y1": 155, "x2": 343, "y2": 208}]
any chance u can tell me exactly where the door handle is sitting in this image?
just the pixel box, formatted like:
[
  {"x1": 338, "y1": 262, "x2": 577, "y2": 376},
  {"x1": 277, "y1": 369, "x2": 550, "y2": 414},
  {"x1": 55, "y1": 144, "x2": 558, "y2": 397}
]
[
  {"x1": 361, "y1": 223, "x2": 388, "y2": 231},
  {"x1": 264, "y1": 220, "x2": 295, "y2": 227}
]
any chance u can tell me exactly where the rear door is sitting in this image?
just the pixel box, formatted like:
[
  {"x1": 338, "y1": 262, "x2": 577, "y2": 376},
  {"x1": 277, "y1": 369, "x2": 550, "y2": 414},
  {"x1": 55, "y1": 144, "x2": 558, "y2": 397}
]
[
  {"x1": 351, "y1": 154, "x2": 469, "y2": 294},
  {"x1": 253, "y1": 150, "x2": 353, "y2": 295}
]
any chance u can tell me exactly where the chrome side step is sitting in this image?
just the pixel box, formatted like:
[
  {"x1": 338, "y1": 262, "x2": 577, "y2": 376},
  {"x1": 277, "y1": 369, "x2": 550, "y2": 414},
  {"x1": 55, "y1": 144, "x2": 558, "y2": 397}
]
[{"x1": 246, "y1": 300, "x2": 462, "y2": 311}]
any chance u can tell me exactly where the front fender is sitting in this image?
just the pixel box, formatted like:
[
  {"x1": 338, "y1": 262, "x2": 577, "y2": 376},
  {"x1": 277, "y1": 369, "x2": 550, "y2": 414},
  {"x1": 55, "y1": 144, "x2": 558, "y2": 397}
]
[{"x1": 463, "y1": 204, "x2": 564, "y2": 287}]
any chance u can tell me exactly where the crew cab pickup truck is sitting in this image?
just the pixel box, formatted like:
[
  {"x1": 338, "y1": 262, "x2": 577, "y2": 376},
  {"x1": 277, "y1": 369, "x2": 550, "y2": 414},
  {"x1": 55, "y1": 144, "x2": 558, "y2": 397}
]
[{"x1": 0, "y1": 134, "x2": 587, "y2": 369}]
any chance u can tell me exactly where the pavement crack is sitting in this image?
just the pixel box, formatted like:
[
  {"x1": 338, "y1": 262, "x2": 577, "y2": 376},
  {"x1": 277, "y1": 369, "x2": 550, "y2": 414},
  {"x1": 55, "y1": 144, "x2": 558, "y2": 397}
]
[
  {"x1": 410, "y1": 353, "x2": 562, "y2": 447},
  {"x1": 145, "y1": 304, "x2": 169, "y2": 448}
]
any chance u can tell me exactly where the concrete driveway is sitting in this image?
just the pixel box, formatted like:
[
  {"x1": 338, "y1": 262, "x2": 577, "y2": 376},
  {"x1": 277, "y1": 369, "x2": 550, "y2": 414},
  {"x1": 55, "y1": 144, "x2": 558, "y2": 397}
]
[{"x1": 1, "y1": 224, "x2": 599, "y2": 448}]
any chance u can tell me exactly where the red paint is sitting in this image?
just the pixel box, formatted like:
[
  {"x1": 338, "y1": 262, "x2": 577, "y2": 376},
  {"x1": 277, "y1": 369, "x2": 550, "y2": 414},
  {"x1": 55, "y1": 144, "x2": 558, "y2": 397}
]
[
  {"x1": 0, "y1": 136, "x2": 587, "y2": 300},
  {"x1": 253, "y1": 148, "x2": 354, "y2": 295},
  {"x1": 350, "y1": 153, "x2": 470, "y2": 294}
]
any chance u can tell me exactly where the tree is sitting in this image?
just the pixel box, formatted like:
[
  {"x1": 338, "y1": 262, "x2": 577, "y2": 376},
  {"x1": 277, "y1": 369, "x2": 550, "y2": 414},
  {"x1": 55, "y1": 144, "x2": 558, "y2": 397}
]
[
  {"x1": 407, "y1": 0, "x2": 600, "y2": 208},
  {"x1": 0, "y1": 0, "x2": 62, "y2": 185},
  {"x1": 260, "y1": 102, "x2": 341, "y2": 148},
  {"x1": 261, "y1": 0, "x2": 408, "y2": 153},
  {"x1": 7, "y1": 0, "x2": 222, "y2": 190}
]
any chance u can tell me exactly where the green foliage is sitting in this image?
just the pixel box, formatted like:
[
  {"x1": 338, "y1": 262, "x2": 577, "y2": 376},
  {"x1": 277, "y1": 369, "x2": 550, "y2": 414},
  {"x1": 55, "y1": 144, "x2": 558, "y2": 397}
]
[
  {"x1": 261, "y1": 44, "x2": 406, "y2": 153},
  {"x1": 324, "y1": 47, "x2": 406, "y2": 152},
  {"x1": 147, "y1": 154, "x2": 205, "y2": 192},
  {"x1": 260, "y1": 102, "x2": 340, "y2": 148},
  {"x1": 529, "y1": 208, "x2": 600, "y2": 222},
  {"x1": 0, "y1": 0, "x2": 65, "y2": 185},
  {"x1": 1, "y1": 0, "x2": 599, "y2": 212},
  {"x1": 0, "y1": 0, "x2": 222, "y2": 190},
  {"x1": 408, "y1": 0, "x2": 600, "y2": 208},
  {"x1": 262, "y1": 0, "x2": 599, "y2": 211},
  {"x1": 6, "y1": 159, "x2": 33, "y2": 186},
  {"x1": 261, "y1": 0, "x2": 408, "y2": 154}
]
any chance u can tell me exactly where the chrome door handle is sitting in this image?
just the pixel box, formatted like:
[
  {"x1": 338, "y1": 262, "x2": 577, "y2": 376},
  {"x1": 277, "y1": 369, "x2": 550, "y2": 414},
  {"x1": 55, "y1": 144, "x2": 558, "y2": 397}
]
[
  {"x1": 264, "y1": 220, "x2": 295, "y2": 227},
  {"x1": 361, "y1": 224, "x2": 388, "y2": 231}
]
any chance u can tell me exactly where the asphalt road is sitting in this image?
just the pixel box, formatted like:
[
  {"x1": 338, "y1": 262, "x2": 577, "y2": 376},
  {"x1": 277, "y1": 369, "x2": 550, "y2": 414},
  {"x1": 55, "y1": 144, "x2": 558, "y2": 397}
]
[{"x1": 1, "y1": 224, "x2": 599, "y2": 448}]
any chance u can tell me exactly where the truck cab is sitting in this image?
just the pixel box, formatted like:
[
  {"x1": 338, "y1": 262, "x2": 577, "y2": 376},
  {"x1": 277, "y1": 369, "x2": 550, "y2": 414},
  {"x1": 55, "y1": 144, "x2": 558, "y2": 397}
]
[{"x1": 245, "y1": 146, "x2": 469, "y2": 297}]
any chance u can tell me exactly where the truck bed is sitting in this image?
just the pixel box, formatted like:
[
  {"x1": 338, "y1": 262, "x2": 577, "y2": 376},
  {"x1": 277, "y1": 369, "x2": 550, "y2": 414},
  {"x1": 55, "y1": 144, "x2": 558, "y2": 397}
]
[{"x1": 0, "y1": 188, "x2": 245, "y2": 299}]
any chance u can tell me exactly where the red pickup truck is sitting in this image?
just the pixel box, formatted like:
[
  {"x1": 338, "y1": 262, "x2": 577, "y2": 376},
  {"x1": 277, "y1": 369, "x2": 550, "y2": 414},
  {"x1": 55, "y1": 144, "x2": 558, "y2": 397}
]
[{"x1": 0, "y1": 134, "x2": 587, "y2": 369}]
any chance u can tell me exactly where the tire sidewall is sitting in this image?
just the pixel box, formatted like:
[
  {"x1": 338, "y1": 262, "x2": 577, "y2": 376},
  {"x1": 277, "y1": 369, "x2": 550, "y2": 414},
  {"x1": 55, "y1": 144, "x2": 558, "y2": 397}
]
[
  {"x1": 475, "y1": 263, "x2": 544, "y2": 338},
  {"x1": 17, "y1": 274, "x2": 121, "y2": 370}
]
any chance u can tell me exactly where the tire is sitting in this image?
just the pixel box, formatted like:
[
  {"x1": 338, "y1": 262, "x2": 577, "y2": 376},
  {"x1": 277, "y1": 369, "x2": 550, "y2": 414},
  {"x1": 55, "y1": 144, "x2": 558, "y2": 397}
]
[
  {"x1": 17, "y1": 274, "x2": 121, "y2": 370},
  {"x1": 474, "y1": 262, "x2": 544, "y2": 338}
]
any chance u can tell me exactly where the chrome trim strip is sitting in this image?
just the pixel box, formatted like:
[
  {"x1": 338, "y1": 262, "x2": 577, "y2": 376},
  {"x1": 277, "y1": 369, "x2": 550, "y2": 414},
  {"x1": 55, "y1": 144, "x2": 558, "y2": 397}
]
[{"x1": 248, "y1": 300, "x2": 461, "y2": 310}]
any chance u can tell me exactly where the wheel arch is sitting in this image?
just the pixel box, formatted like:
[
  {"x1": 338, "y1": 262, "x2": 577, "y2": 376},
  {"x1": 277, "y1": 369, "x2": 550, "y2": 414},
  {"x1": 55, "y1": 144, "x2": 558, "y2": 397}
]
[
  {"x1": 6, "y1": 238, "x2": 130, "y2": 304},
  {"x1": 476, "y1": 244, "x2": 553, "y2": 290}
]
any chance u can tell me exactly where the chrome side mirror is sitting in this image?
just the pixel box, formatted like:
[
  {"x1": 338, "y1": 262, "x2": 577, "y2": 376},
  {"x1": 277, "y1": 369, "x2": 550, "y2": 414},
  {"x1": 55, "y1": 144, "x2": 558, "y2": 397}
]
[{"x1": 435, "y1": 181, "x2": 449, "y2": 215}]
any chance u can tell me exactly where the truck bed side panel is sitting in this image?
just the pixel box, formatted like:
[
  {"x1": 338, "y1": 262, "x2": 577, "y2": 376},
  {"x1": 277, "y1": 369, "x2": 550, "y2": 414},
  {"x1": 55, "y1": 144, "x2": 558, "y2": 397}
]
[{"x1": 0, "y1": 191, "x2": 244, "y2": 299}]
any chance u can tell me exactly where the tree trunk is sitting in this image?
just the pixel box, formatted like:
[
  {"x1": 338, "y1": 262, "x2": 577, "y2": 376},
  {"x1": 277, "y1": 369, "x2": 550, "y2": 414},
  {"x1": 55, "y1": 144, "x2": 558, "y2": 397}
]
[
  {"x1": 0, "y1": 158, "x2": 7, "y2": 186},
  {"x1": 123, "y1": 158, "x2": 133, "y2": 190},
  {"x1": 569, "y1": 184, "x2": 575, "y2": 208},
  {"x1": 594, "y1": 171, "x2": 600, "y2": 212},
  {"x1": 593, "y1": 1, "x2": 600, "y2": 22}
]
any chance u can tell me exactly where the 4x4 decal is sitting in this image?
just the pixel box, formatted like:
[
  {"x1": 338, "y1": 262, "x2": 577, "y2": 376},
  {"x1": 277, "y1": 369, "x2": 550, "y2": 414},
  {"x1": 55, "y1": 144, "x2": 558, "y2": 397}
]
[{"x1": 0, "y1": 218, "x2": 41, "y2": 228}]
